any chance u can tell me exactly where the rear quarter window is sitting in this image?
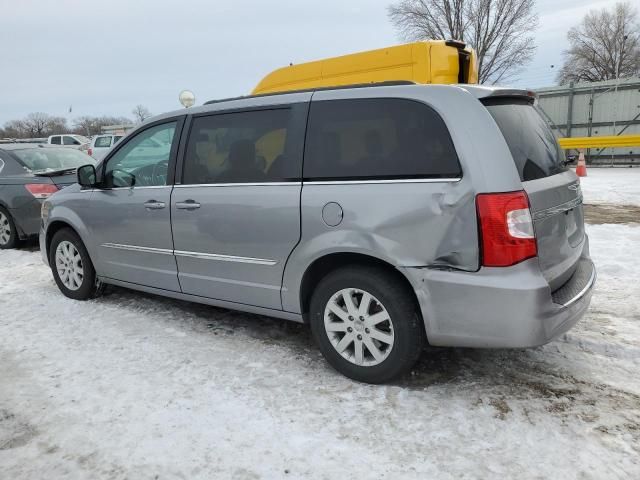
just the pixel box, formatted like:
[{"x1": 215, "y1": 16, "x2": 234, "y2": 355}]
[
  {"x1": 304, "y1": 98, "x2": 461, "y2": 181},
  {"x1": 482, "y1": 98, "x2": 567, "y2": 182}
]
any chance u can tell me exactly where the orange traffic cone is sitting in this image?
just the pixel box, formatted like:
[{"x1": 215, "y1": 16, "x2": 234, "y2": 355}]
[{"x1": 576, "y1": 149, "x2": 587, "y2": 177}]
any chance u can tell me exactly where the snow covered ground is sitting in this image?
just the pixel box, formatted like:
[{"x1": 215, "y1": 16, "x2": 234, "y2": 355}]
[
  {"x1": 579, "y1": 167, "x2": 640, "y2": 206},
  {"x1": 1, "y1": 171, "x2": 639, "y2": 479}
]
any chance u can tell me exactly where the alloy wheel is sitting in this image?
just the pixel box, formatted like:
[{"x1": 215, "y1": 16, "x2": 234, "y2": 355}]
[
  {"x1": 0, "y1": 212, "x2": 11, "y2": 245},
  {"x1": 323, "y1": 288, "x2": 395, "y2": 367},
  {"x1": 55, "y1": 241, "x2": 84, "y2": 291}
]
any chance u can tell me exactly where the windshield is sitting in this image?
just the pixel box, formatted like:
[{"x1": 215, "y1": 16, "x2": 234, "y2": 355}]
[
  {"x1": 13, "y1": 147, "x2": 95, "y2": 172},
  {"x1": 482, "y1": 98, "x2": 567, "y2": 181}
]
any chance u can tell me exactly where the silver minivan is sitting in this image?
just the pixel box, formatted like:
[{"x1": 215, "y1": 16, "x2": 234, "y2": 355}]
[{"x1": 40, "y1": 84, "x2": 596, "y2": 383}]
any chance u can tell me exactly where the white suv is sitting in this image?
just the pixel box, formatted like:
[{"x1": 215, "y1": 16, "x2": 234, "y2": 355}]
[{"x1": 88, "y1": 134, "x2": 123, "y2": 160}]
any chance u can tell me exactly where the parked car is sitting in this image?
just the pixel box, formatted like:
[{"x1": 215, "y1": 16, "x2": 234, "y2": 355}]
[
  {"x1": 48, "y1": 134, "x2": 91, "y2": 153},
  {"x1": 88, "y1": 134, "x2": 123, "y2": 160},
  {"x1": 40, "y1": 83, "x2": 595, "y2": 383},
  {"x1": 0, "y1": 144, "x2": 94, "y2": 248}
]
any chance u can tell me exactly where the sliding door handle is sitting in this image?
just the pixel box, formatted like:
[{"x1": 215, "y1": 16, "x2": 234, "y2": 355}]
[
  {"x1": 175, "y1": 200, "x2": 201, "y2": 210},
  {"x1": 144, "y1": 200, "x2": 166, "y2": 210}
]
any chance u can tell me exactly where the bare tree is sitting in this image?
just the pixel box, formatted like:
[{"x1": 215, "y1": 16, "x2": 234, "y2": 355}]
[
  {"x1": 16, "y1": 113, "x2": 68, "y2": 137},
  {"x1": 388, "y1": 0, "x2": 538, "y2": 84},
  {"x1": 1, "y1": 119, "x2": 28, "y2": 138},
  {"x1": 131, "y1": 105, "x2": 152, "y2": 123},
  {"x1": 73, "y1": 115, "x2": 134, "y2": 136},
  {"x1": 557, "y1": 2, "x2": 640, "y2": 84}
]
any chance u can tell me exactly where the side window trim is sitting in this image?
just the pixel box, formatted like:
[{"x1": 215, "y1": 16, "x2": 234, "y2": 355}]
[
  {"x1": 175, "y1": 104, "x2": 308, "y2": 185},
  {"x1": 100, "y1": 116, "x2": 185, "y2": 188}
]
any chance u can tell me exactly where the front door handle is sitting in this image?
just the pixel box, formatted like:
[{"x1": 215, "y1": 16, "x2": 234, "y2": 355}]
[
  {"x1": 144, "y1": 200, "x2": 166, "y2": 210},
  {"x1": 175, "y1": 200, "x2": 201, "y2": 210}
]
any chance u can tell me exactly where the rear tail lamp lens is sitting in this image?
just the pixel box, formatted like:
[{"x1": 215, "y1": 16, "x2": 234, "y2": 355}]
[
  {"x1": 25, "y1": 183, "x2": 59, "y2": 199},
  {"x1": 476, "y1": 191, "x2": 537, "y2": 267}
]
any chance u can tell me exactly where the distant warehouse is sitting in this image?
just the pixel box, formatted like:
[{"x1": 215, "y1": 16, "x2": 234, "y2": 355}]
[
  {"x1": 535, "y1": 77, "x2": 640, "y2": 166},
  {"x1": 101, "y1": 124, "x2": 136, "y2": 136}
]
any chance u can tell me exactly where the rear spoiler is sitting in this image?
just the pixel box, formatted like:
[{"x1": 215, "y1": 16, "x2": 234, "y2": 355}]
[
  {"x1": 32, "y1": 167, "x2": 77, "y2": 177},
  {"x1": 485, "y1": 89, "x2": 537, "y2": 101}
]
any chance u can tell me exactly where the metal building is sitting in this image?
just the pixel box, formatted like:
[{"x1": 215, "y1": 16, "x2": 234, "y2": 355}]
[{"x1": 535, "y1": 77, "x2": 640, "y2": 165}]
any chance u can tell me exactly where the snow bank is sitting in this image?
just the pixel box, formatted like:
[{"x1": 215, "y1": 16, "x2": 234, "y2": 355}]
[
  {"x1": 1, "y1": 223, "x2": 639, "y2": 478},
  {"x1": 579, "y1": 168, "x2": 640, "y2": 206}
]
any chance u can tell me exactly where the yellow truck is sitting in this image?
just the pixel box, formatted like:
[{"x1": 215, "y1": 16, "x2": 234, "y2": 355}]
[{"x1": 252, "y1": 40, "x2": 478, "y2": 95}]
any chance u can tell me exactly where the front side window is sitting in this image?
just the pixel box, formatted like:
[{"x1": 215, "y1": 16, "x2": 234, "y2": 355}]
[
  {"x1": 182, "y1": 109, "x2": 295, "y2": 184},
  {"x1": 50, "y1": 136, "x2": 61, "y2": 145},
  {"x1": 304, "y1": 98, "x2": 461, "y2": 181},
  {"x1": 103, "y1": 122, "x2": 176, "y2": 188},
  {"x1": 63, "y1": 136, "x2": 81, "y2": 145},
  {"x1": 94, "y1": 136, "x2": 112, "y2": 148}
]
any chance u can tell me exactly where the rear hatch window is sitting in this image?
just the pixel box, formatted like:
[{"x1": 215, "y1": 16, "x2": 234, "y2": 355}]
[{"x1": 482, "y1": 98, "x2": 566, "y2": 181}]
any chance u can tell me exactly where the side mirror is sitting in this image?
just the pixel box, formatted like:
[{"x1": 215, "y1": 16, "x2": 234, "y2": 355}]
[{"x1": 77, "y1": 164, "x2": 97, "y2": 188}]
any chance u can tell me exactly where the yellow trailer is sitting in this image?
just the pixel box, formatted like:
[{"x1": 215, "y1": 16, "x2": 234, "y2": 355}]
[{"x1": 252, "y1": 40, "x2": 478, "y2": 95}]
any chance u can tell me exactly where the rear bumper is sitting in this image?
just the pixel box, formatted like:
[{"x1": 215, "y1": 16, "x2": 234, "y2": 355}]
[
  {"x1": 10, "y1": 200, "x2": 42, "y2": 238},
  {"x1": 402, "y1": 245, "x2": 595, "y2": 348}
]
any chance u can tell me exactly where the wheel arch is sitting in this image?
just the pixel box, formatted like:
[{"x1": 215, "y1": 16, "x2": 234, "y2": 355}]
[
  {"x1": 298, "y1": 252, "x2": 421, "y2": 324},
  {"x1": 45, "y1": 220, "x2": 82, "y2": 260}
]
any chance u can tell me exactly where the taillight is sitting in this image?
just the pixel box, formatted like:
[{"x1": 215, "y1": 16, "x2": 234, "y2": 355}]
[
  {"x1": 25, "y1": 183, "x2": 59, "y2": 199},
  {"x1": 88, "y1": 148, "x2": 93, "y2": 157},
  {"x1": 476, "y1": 191, "x2": 537, "y2": 267}
]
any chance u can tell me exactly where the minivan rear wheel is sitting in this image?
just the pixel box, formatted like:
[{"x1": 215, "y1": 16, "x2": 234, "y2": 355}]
[
  {"x1": 49, "y1": 228, "x2": 103, "y2": 300},
  {"x1": 309, "y1": 266, "x2": 424, "y2": 384},
  {"x1": 0, "y1": 207, "x2": 20, "y2": 249}
]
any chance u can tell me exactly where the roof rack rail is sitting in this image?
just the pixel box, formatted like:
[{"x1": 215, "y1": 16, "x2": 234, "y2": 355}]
[{"x1": 203, "y1": 80, "x2": 417, "y2": 105}]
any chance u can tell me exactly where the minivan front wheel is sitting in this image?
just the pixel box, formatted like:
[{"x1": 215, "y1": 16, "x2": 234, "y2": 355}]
[
  {"x1": 309, "y1": 266, "x2": 424, "y2": 384},
  {"x1": 50, "y1": 229, "x2": 103, "y2": 300}
]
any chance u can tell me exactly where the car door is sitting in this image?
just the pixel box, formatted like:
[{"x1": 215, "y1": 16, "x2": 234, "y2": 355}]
[
  {"x1": 171, "y1": 104, "x2": 307, "y2": 309},
  {"x1": 86, "y1": 118, "x2": 184, "y2": 291}
]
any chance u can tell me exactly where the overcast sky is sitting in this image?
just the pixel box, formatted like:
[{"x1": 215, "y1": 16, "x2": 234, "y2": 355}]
[{"x1": 0, "y1": 0, "x2": 616, "y2": 125}]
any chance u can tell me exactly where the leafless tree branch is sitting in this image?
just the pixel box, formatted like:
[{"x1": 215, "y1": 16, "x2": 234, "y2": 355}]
[
  {"x1": 557, "y1": 2, "x2": 640, "y2": 84},
  {"x1": 388, "y1": 0, "x2": 538, "y2": 84}
]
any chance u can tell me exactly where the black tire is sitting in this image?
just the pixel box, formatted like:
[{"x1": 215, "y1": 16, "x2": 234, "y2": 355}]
[
  {"x1": 0, "y1": 206, "x2": 21, "y2": 250},
  {"x1": 49, "y1": 228, "x2": 103, "y2": 300},
  {"x1": 309, "y1": 265, "x2": 425, "y2": 384}
]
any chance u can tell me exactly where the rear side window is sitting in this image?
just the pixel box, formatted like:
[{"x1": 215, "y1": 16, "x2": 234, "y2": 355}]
[
  {"x1": 483, "y1": 98, "x2": 567, "y2": 181},
  {"x1": 304, "y1": 98, "x2": 461, "y2": 181},
  {"x1": 63, "y1": 136, "x2": 80, "y2": 145},
  {"x1": 94, "y1": 136, "x2": 112, "y2": 148},
  {"x1": 182, "y1": 108, "x2": 298, "y2": 184},
  {"x1": 50, "y1": 136, "x2": 61, "y2": 145}
]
